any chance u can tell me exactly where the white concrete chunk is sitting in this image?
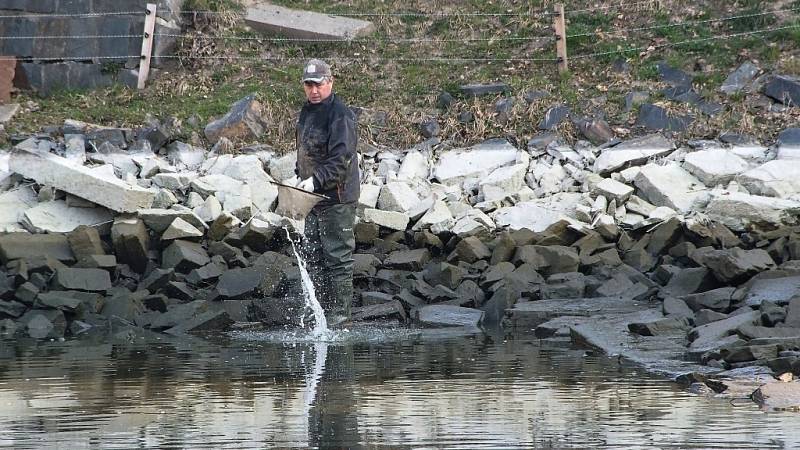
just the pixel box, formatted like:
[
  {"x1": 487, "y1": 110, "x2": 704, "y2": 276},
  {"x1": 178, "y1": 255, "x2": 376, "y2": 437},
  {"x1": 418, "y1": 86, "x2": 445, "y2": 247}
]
[
  {"x1": 152, "y1": 172, "x2": 196, "y2": 191},
  {"x1": 0, "y1": 185, "x2": 37, "y2": 232},
  {"x1": 358, "y1": 184, "x2": 381, "y2": 210},
  {"x1": 397, "y1": 150, "x2": 429, "y2": 180},
  {"x1": 730, "y1": 145, "x2": 769, "y2": 162},
  {"x1": 480, "y1": 163, "x2": 527, "y2": 201},
  {"x1": 0, "y1": 103, "x2": 19, "y2": 123},
  {"x1": 705, "y1": 190, "x2": 800, "y2": 231},
  {"x1": 413, "y1": 200, "x2": 453, "y2": 231},
  {"x1": 492, "y1": 192, "x2": 584, "y2": 231},
  {"x1": 193, "y1": 195, "x2": 222, "y2": 222},
  {"x1": 434, "y1": 140, "x2": 520, "y2": 185},
  {"x1": 593, "y1": 134, "x2": 675, "y2": 175},
  {"x1": 594, "y1": 178, "x2": 634, "y2": 203},
  {"x1": 245, "y1": 3, "x2": 374, "y2": 40},
  {"x1": 634, "y1": 162, "x2": 710, "y2": 213},
  {"x1": 267, "y1": 152, "x2": 297, "y2": 182},
  {"x1": 683, "y1": 149, "x2": 749, "y2": 186},
  {"x1": 167, "y1": 142, "x2": 206, "y2": 171},
  {"x1": 626, "y1": 195, "x2": 656, "y2": 216},
  {"x1": 9, "y1": 146, "x2": 154, "y2": 213},
  {"x1": 138, "y1": 208, "x2": 207, "y2": 233},
  {"x1": 377, "y1": 182, "x2": 420, "y2": 213},
  {"x1": 162, "y1": 217, "x2": 204, "y2": 240},
  {"x1": 736, "y1": 160, "x2": 800, "y2": 199},
  {"x1": 363, "y1": 208, "x2": 409, "y2": 231},
  {"x1": 22, "y1": 200, "x2": 112, "y2": 233}
]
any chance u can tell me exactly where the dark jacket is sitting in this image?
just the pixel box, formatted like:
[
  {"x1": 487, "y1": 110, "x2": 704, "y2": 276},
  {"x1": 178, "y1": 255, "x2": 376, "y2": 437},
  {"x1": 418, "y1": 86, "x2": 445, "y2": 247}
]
[{"x1": 296, "y1": 93, "x2": 360, "y2": 208}]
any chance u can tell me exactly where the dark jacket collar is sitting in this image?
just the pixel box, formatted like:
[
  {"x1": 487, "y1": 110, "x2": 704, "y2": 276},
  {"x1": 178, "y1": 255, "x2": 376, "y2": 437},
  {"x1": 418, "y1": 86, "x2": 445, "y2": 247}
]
[{"x1": 304, "y1": 92, "x2": 336, "y2": 109}]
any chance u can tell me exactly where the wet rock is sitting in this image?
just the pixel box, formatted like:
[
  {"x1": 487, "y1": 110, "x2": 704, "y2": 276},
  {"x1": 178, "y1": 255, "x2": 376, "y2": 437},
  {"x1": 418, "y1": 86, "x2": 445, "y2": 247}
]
[
  {"x1": 353, "y1": 253, "x2": 381, "y2": 278},
  {"x1": 744, "y1": 276, "x2": 800, "y2": 306},
  {"x1": 722, "y1": 344, "x2": 779, "y2": 364},
  {"x1": 186, "y1": 263, "x2": 224, "y2": 285},
  {"x1": 0, "y1": 318, "x2": 16, "y2": 337},
  {"x1": 739, "y1": 324, "x2": 800, "y2": 340},
  {"x1": 424, "y1": 262, "x2": 466, "y2": 290},
  {"x1": 384, "y1": 249, "x2": 430, "y2": 271},
  {"x1": 35, "y1": 292, "x2": 84, "y2": 312},
  {"x1": 628, "y1": 316, "x2": 691, "y2": 336},
  {"x1": 139, "y1": 268, "x2": 174, "y2": 293},
  {"x1": 110, "y1": 218, "x2": 149, "y2": 273},
  {"x1": 149, "y1": 300, "x2": 207, "y2": 331},
  {"x1": 481, "y1": 261, "x2": 515, "y2": 289},
  {"x1": 215, "y1": 267, "x2": 273, "y2": 299},
  {"x1": 541, "y1": 273, "x2": 585, "y2": 299},
  {"x1": 162, "y1": 240, "x2": 210, "y2": 273},
  {"x1": 0, "y1": 233, "x2": 74, "y2": 264},
  {"x1": 752, "y1": 381, "x2": 800, "y2": 411},
  {"x1": 19, "y1": 309, "x2": 66, "y2": 339},
  {"x1": 360, "y1": 291, "x2": 394, "y2": 306},
  {"x1": 682, "y1": 287, "x2": 735, "y2": 312},
  {"x1": 53, "y1": 268, "x2": 112, "y2": 292},
  {"x1": 662, "y1": 297, "x2": 695, "y2": 320},
  {"x1": 695, "y1": 309, "x2": 728, "y2": 326},
  {"x1": 352, "y1": 300, "x2": 406, "y2": 322},
  {"x1": 14, "y1": 282, "x2": 39, "y2": 306},
  {"x1": 690, "y1": 247, "x2": 775, "y2": 284},
  {"x1": 786, "y1": 297, "x2": 800, "y2": 328},
  {"x1": 688, "y1": 310, "x2": 760, "y2": 353},
  {"x1": 660, "y1": 267, "x2": 718, "y2": 298},
  {"x1": 165, "y1": 310, "x2": 234, "y2": 335},
  {"x1": 204, "y1": 95, "x2": 267, "y2": 144},
  {"x1": 760, "y1": 300, "x2": 787, "y2": 327},
  {"x1": 0, "y1": 299, "x2": 26, "y2": 317},
  {"x1": 513, "y1": 245, "x2": 579, "y2": 276},
  {"x1": 415, "y1": 304, "x2": 484, "y2": 328}
]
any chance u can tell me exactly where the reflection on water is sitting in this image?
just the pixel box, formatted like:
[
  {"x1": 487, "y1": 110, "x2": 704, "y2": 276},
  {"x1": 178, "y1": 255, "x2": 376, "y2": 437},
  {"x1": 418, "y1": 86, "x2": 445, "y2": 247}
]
[{"x1": 1, "y1": 328, "x2": 799, "y2": 449}]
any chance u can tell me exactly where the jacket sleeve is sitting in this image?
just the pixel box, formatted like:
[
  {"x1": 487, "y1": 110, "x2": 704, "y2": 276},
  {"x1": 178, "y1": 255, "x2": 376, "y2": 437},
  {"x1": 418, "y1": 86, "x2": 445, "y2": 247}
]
[{"x1": 312, "y1": 110, "x2": 357, "y2": 191}]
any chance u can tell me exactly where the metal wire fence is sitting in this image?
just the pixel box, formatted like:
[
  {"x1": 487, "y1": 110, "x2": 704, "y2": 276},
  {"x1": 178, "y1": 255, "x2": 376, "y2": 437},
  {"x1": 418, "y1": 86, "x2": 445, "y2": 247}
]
[{"x1": 0, "y1": 2, "x2": 797, "y2": 79}]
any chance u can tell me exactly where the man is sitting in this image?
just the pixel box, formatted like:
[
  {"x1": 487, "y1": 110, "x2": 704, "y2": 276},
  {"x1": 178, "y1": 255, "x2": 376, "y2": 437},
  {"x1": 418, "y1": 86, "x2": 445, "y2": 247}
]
[{"x1": 291, "y1": 58, "x2": 359, "y2": 327}]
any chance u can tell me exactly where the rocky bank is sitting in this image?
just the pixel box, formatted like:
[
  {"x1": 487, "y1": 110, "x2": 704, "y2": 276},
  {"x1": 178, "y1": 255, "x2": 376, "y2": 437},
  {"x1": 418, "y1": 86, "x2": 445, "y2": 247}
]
[{"x1": 3, "y1": 83, "x2": 800, "y2": 409}]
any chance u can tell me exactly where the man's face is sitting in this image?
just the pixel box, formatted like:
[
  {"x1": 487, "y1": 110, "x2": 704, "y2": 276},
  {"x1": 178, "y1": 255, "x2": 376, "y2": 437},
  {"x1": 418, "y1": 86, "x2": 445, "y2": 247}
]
[{"x1": 303, "y1": 78, "x2": 333, "y2": 104}]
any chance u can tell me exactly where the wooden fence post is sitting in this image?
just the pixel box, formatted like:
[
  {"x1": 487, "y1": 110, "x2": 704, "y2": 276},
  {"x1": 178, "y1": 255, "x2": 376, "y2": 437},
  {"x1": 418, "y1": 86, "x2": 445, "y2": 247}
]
[
  {"x1": 137, "y1": 3, "x2": 157, "y2": 90},
  {"x1": 553, "y1": 3, "x2": 568, "y2": 73}
]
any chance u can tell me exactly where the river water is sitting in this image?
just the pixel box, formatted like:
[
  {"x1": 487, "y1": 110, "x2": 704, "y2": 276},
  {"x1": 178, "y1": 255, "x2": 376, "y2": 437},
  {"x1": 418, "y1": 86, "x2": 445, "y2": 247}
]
[{"x1": 1, "y1": 327, "x2": 799, "y2": 449}]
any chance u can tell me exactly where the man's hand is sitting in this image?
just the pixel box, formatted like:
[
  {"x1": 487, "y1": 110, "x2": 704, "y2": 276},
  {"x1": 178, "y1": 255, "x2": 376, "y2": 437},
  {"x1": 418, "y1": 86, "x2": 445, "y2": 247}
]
[
  {"x1": 298, "y1": 177, "x2": 315, "y2": 192},
  {"x1": 285, "y1": 175, "x2": 300, "y2": 187}
]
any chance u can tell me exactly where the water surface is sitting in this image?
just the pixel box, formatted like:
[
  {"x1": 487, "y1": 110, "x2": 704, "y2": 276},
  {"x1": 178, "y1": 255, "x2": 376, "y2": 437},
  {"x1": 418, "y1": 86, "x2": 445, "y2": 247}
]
[{"x1": 1, "y1": 327, "x2": 798, "y2": 449}]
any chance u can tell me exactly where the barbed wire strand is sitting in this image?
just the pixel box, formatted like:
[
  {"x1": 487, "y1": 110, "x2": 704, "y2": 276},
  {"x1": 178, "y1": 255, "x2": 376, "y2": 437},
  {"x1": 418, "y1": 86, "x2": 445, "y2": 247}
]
[
  {"x1": 570, "y1": 23, "x2": 800, "y2": 60},
  {"x1": 176, "y1": 9, "x2": 553, "y2": 18},
  {"x1": 156, "y1": 55, "x2": 559, "y2": 63},
  {"x1": 0, "y1": 11, "x2": 142, "y2": 19},
  {"x1": 154, "y1": 33, "x2": 554, "y2": 44},
  {"x1": 567, "y1": 6, "x2": 800, "y2": 38}
]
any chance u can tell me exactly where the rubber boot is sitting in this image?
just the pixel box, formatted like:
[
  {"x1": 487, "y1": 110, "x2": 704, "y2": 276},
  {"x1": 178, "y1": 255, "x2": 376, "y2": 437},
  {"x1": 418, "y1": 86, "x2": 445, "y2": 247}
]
[{"x1": 326, "y1": 278, "x2": 353, "y2": 328}]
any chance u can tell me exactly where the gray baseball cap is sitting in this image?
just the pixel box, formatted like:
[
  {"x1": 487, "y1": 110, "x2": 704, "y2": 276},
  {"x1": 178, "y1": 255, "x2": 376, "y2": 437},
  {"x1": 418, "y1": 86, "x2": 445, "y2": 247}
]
[{"x1": 302, "y1": 59, "x2": 332, "y2": 82}]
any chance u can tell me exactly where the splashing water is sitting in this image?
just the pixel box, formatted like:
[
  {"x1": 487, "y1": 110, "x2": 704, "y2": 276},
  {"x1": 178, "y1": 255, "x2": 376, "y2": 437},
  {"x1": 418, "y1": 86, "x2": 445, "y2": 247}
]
[{"x1": 284, "y1": 226, "x2": 329, "y2": 337}]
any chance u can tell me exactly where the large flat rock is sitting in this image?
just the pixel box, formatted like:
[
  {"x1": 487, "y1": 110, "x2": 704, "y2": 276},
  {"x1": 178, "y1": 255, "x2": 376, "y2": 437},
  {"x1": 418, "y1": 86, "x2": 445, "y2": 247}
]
[
  {"x1": 736, "y1": 160, "x2": 800, "y2": 198},
  {"x1": 244, "y1": 3, "x2": 374, "y2": 40},
  {"x1": 505, "y1": 296, "x2": 647, "y2": 330},
  {"x1": 22, "y1": 200, "x2": 112, "y2": 233},
  {"x1": 492, "y1": 192, "x2": 583, "y2": 232},
  {"x1": 593, "y1": 134, "x2": 674, "y2": 175},
  {"x1": 10, "y1": 145, "x2": 154, "y2": 213},
  {"x1": 0, "y1": 185, "x2": 37, "y2": 232},
  {"x1": 569, "y1": 308, "x2": 715, "y2": 378},
  {"x1": 0, "y1": 233, "x2": 74, "y2": 263},
  {"x1": 634, "y1": 162, "x2": 709, "y2": 213}
]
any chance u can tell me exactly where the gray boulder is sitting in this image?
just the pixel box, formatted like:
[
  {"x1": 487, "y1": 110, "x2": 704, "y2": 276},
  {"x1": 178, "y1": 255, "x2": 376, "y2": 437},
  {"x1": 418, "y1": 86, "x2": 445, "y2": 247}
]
[{"x1": 204, "y1": 95, "x2": 268, "y2": 144}]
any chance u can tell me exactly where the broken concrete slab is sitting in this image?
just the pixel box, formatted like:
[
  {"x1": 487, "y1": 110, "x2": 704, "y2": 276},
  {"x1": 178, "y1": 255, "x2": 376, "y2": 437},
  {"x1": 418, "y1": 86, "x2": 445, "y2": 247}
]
[
  {"x1": 705, "y1": 190, "x2": 800, "y2": 232},
  {"x1": 0, "y1": 185, "x2": 38, "y2": 232},
  {"x1": 634, "y1": 162, "x2": 709, "y2": 213},
  {"x1": 433, "y1": 139, "x2": 520, "y2": 185},
  {"x1": 683, "y1": 149, "x2": 749, "y2": 186},
  {"x1": 363, "y1": 208, "x2": 409, "y2": 231},
  {"x1": 492, "y1": 192, "x2": 583, "y2": 232},
  {"x1": 22, "y1": 200, "x2": 113, "y2": 234},
  {"x1": 736, "y1": 160, "x2": 800, "y2": 198},
  {"x1": 593, "y1": 134, "x2": 675, "y2": 175},
  {"x1": 161, "y1": 217, "x2": 204, "y2": 241},
  {"x1": 138, "y1": 208, "x2": 207, "y2": 233},
  {"x1": 10, "y1": 144, "x2": 155, "y2": 213},
  {"x1": 245, "y1": 3, "x2": 373, "y2": 40},
  {"x1": 0, "y1": 103, "x2": 19, "y2": 124}
]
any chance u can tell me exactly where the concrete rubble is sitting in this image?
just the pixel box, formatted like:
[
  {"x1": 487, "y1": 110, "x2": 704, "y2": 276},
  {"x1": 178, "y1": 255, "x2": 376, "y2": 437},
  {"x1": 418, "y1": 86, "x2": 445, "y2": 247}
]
[{"x1": 3, "y1": 93, "x2": 800, "y2": 409}]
